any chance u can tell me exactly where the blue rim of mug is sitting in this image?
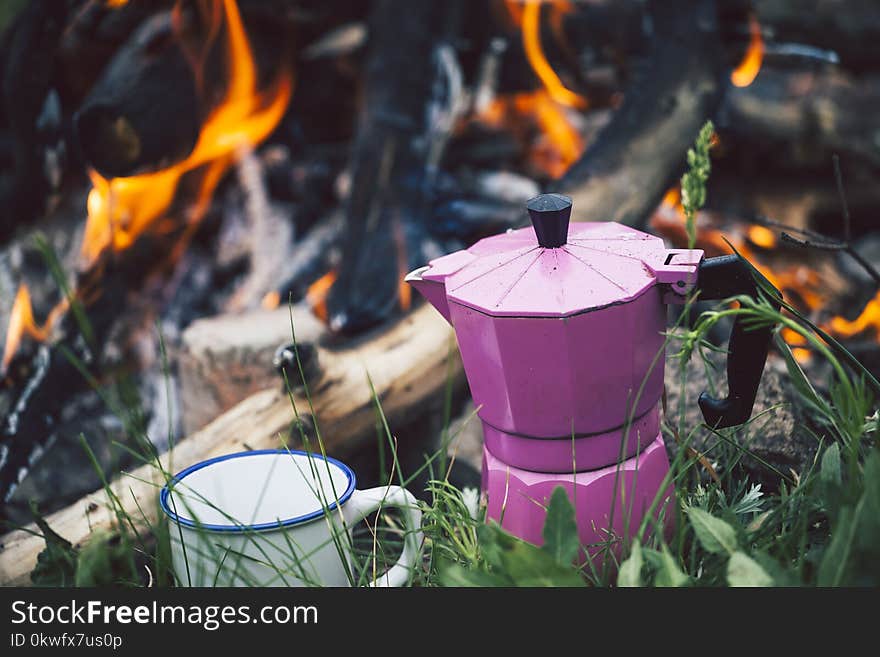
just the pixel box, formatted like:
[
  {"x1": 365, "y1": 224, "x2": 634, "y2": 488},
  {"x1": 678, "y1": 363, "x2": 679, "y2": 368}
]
[{"x1": 159, "y1": 449, "x2": 357, "y2": 533}]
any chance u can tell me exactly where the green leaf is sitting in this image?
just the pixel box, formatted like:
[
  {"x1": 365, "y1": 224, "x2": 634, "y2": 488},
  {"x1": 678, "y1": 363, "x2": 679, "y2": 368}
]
[
  {"x1": 541, "y1": 486, "x2": 579, "y2": 566},
  {"x1": 476, "y1": 521, "x2": 584, "y2": 587},
  {"x1": 29, "y1": 507, "x2": 77, "y2": 587},
  {"x1": 617, "y1": 540, "x2": 643, "y2": 587},
  {"x1": 653, "y1": 544, "x2": 689, "y2": 587},
  {"x1": 817, "y1": 504, "x2": 857, "y2": 586},
  {"x1": 727, "y1": 551, "x2": 773, "y2": 587},
  {"x1": 820, "y1": 443, "x2": 841, "y2": 487},
  {"x1": 437, "y1": 560, "x2": 508, "y2": 587},
  {"x1": 74, "y1": 530, "x2": 137, "y2": 587},
  {"x1": 687, "y1": 507, "x2": 738, "y2": 555},
  {"x1": 773, "y1": 333, "x2": 833, "y2": 422},
  {"x1": 499, "y1": 542, "x2": 586, "y2": 587},
  {"x1": 854, "y1": 451, "x2": 880, "y2": 551}
]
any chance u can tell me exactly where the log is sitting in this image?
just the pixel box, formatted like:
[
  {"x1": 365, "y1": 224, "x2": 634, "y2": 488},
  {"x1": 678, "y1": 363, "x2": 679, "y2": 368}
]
[
  {"x1": 73, "y1": 10, "x2": 204, "y2": 179},
  {"x1": 55, "y1": 0, "x2": 169, "y2": 105},
  {"x1": 325, "y1": 0, "x2": 463, "y2": 333},
  {"x1": 0, "y1": 0, "x2": 68, "y2": 240},
  {"x1": 0, "y1": 303, "x2": 461, "y2": 586},
  {"x1": 177, "y1": 305, "x2": 325, "y2": 434},
  {"x1": 551, "y1": 0, "x2": 726, "y2": 227},
  {"x1": 754, "y1": 0, "x2": 880, "y2": 71},
  {"x1": 0, "y1": 245, "x2": 142, "y2": 510},
  {"x1": 721, "y1": 67, "x2": 880, "y2": 169}
]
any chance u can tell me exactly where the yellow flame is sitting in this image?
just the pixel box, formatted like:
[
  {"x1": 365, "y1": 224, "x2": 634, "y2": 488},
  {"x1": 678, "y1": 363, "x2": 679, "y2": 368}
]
[
  {"x1": 519, "y1": 0, "x2": 586, "y2": 109},
  {"x1": 261, "y1": 290, "x2": 281, "y2": 310},
  {"x1": 307, "y1": 271, "x2": 337, "y2": 323},
  {"x1": 3, "y1": 1, "x2": 292, "y2": 372},
  {"x1": 828, "y1": 290, "x2": 880, "y2": 339},
  {"x1": 747, "y1": 225, "x2": 777, "y2": 249},
  {"x1": 1, "y1": 285, "x2": 68, "y2": 373},
  {"x1": 81, "y1": 0, "x2": 292, "y2": 265},
  {"x1": 731, "y1": 14, "x2": 764, "y2": 88}
]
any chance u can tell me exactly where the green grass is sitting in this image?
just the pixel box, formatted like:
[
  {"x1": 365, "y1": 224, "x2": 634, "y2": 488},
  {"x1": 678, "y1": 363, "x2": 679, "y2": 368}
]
[{"x1": 17, "y1": 280, "x2": 879, "y2": 587}]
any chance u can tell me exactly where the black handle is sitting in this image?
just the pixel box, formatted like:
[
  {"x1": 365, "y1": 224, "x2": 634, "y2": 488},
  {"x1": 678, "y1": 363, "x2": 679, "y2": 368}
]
[{"x1": 695, "y1": 254, "x2": 781, "y2": 428}]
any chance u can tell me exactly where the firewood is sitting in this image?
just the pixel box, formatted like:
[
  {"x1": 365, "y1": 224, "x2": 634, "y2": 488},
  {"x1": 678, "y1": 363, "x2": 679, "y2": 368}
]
[
  {"x1": 0, "y1": 0, "x2": 68, "y2": 239},
  {"x1": 754, "y1": 0, "x2": 880, "y2": 71},
  {"x1": 73, "y1": 11, "x2": 205, "y2": 179},
  {"x1": 0, "y1": 303, "x2": 461, "y2": 586},
  {"x1": 177, "y1": 304, "x2": 324, "y2": 434},
  {"x1": 722, "y1": 67, "x2": 880, "y2": 169},
  {"x1": 551, "y1": 0, "x2": 726, "y2": 228},
  {"x1": 325, "y1": 0, "x2": 463, "y2": 334}
]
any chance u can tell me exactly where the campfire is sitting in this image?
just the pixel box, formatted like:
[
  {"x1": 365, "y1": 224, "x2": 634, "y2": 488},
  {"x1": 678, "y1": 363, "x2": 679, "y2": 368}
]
[{"x1": 1, "y1": 0, "x2": 880, "y2": 587}]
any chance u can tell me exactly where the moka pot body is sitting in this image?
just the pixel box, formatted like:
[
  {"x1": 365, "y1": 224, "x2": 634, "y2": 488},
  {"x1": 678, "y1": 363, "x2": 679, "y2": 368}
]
[{"x1": 406, "y1": 194, "x2": 776, "y2": 554}]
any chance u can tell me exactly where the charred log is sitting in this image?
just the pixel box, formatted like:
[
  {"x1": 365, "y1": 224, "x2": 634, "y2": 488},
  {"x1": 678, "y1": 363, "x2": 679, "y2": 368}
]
[
  {"x1": 0, "y1": 277, "x2": 116, "y2": 516},
  {"x1": 275, "y1": 211, "x2": 344, "y2": 302},
  {"x1": 73, "y1": 11, "x2": 205, "y2": 179},
  {"x1": 551, "y1": 0, "x2": 727, "y2": 227},
  {"x1": 720, "y1": 67, "x2": 880, "y2": 169},
  {"x1": 55, "y1": 0, "x2": 170, "y2": 106},
  {"x1": 325, "y1": 0, "x2": 463, "y2": 334},
  {"x1": 754, "y1": 0, "x2": 880, "y2": 72},
  {"x1": 0, "y1": 0, "x2": 68, "y2": 241}
]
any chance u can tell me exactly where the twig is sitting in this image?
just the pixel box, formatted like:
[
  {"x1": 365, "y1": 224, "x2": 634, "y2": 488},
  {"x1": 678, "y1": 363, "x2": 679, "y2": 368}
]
[
  {"x1": 832, "y1": 154, "x2": 851, "y2": 244},
  {"x1": 779, "y1": 232, "x2": 845, "y2": 251},
  {"x1": 752, "y1": 156, "x2": 880, "y2": 286}
]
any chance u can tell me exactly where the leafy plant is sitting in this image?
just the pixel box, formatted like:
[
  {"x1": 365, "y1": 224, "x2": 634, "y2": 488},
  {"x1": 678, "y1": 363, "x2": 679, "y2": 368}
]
[
  {"x1": 680, "y1": 120, "x2": 714, "y2": 249},
  {"x1": 437, "y1": 486, "x2": 585, "y2": 587}
]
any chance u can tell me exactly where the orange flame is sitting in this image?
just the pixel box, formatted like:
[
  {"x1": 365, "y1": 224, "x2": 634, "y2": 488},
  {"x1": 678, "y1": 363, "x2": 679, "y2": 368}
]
[
  {"x1": 781, "y1": 327, "x2": 812, "y2": 364},
  {"x1": 480, "y1": 90, "x2": 584, "y2": 179},
  {"x1": 731, "y1": 14, "x2": 764, "y2": 88},
  {"x1": 747, "y1": 225, "x2": 777, "y2": 249},
  {"x1": 261, "y1": 290, "x2": 281, "y2": 310},
  {"x1": 828, "y1": 290, "x2": 880, "y2": 339},
  {"x1": 654, "y1": 186, "x2": 825, "y2": 312},
  {"x1": 1, "y1": 286, "x2": 68, "y2": 374},
  {"x1": 398, "y1": 279, "x2": 412, "y2": 313},
  {"x1": 517, "y1": 0, "x2": 587, "y2": 109},
  {"x1": 307, "y1": 271, "x2": 337, "y2": 323},
  {"x1": 662, "y1": 187, "x2": 683, "y2": 213},
  {"x1": 81, "y1": 0, "x2": 292, "y2": 266}
]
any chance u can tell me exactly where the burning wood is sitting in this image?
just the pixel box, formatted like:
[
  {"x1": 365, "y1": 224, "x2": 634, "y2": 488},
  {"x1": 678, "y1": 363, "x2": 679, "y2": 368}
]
[
  {"x1": 651, "y1": 173, "x2": 880, "y2": 367},
  {"x1": 551, "y1": 0, "x2": 727, "y2": 226},
  {"x1": 0, "y1": 0, "x2": 292, "y2": 512},
  {"x1": 81, "y1": 0, "x2": 291, "y2": 266},
  {"x1": 1, "y1": 285, "x2": 66, "y2": 376}
]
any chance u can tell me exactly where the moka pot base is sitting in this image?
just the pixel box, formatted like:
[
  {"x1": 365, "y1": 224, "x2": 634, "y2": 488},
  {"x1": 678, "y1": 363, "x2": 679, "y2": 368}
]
[{"x1": 481, "y1": 434, "x2": 673, "y2": 555}]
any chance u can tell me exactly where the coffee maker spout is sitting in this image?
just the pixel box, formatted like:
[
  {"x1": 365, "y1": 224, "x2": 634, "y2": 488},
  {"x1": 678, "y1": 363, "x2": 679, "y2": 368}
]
[{"x1": 405, "y1": 266, "x2": 452, "y2": 324}]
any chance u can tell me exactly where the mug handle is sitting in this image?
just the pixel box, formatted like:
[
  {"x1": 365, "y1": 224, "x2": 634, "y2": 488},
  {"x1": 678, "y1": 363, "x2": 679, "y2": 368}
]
[{"x1": 342, "y1": 485, "x2": 423, "y2": 587}]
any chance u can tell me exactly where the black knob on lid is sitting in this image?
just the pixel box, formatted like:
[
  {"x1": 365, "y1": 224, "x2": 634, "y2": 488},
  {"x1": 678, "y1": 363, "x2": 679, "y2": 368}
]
[{"x1": 527, "y1": 193, "x2": 572, "y2": 248}]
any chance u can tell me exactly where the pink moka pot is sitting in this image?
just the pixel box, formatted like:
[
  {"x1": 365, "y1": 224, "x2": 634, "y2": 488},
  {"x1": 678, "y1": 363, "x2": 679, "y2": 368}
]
[{"x1": 407, "y1": 194, "x2": 778, "y2": 555}]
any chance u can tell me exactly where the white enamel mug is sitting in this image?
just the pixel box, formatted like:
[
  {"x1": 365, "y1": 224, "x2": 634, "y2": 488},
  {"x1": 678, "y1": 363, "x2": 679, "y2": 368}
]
[{"x1": 160, "y1": 449, "x2": 423, "y2": 587}]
